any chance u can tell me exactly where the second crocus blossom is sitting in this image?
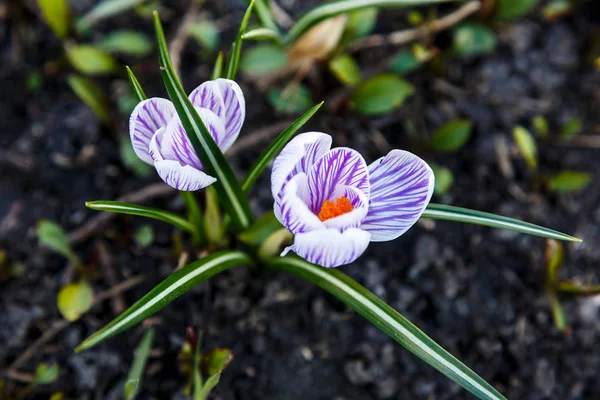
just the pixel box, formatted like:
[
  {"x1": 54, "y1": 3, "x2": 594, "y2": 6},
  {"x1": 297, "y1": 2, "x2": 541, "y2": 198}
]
[
  {"x1": 272, "y1": 132, "x2": 434, "y2": 268},
  {"x1": 129, "y1": 78, "x2": 245, "y2": 191}
]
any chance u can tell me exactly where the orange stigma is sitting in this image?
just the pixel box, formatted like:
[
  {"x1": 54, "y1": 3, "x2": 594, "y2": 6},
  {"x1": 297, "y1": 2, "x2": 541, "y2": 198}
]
[{"x1": 317, "y1": 196, "x2": 354, "y2": 221}]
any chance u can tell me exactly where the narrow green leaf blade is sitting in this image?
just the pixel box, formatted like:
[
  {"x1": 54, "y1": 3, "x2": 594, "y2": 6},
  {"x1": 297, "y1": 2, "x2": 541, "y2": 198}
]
[
  {"x1": 153, "y1": 12, "x2": 253, "y2": 230},
  {"x1": 37, "y1": 0, "x2": 71, "y2": 39},
  {"x1": 124, "y1": 328, "x2": 155, "y2": 400},
  {"x1": 252, "y1": 0, "x2": 282, "y2": 38},
  {"x1": 126, "y1": 66, "x2": 148, "y2": 102},
  {"x1": 76, "y1": 251, "x2": 252, "y2": 352},
  {"x1": 242, "y1": 27, "x2": 280, "y2": 41},
  {"x1": 77, "y1": 0, "x2": 149, "y2": 31},
  {"x1": 268, "y1": 256, "x2": 507, "y2": 400},
  {"x1": 242, "y1": 101, "x2": 323, "y2": 192},
  {"x1": 86, "y1": 201, "x2": 195, "y2": 233},
  {"x1": 225, "y1": 1, "x2": 255, "y2": 80},
  {"x1": 211, "y1": 52, "x2": 224, "y2": 80},
  {"x1": 423, "y1": 203, "x2": 581, "y2": 242}
]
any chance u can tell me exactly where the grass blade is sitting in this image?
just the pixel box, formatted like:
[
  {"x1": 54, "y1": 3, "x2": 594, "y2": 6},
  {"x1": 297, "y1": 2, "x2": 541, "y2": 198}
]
[
  {"x1": 268, "y1": 256, "x2": 507, "y2": 400},
  {"x1": 282, "y1": 0, "x2": 456, "y2": 46},
  {"x1": 86, "y1": 201, "x2": 195, "y2": 233},
  {"x1": 241, "y1": 101, "x2": 323, "y2": 192},
  {"x1": 78, "y1": 0, "x2": 148, "y2": 32},
  {"x1": 153, "y1": 12, "x2": 253, "y2": 230},
  {"x1": 124, "y1": 328, "x2": 155, "y2": 400},
  {"x1": 76, "y1": 250, "x2": 252, "y2": 352},
  {"x1": 126, "y1": 66, "x2": 148, "y2": 102},
  {"x1": 251, "y1": 0, "x2": 281, "y2": 38},
  {"x1": 211, "y1": 51, "x2": 224, "y2": 80},
  {"x1": 225, "y1": 1, "x2": 255, "y2": 80},
  {"x1": 423, "y1": 203, "x2": 582, "y2": 242}
]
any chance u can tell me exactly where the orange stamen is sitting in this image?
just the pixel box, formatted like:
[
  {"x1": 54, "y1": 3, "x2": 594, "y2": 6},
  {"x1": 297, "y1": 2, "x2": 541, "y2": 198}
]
[{"x1": 317, "y1": 196, "x2": 354, "y2": 221}]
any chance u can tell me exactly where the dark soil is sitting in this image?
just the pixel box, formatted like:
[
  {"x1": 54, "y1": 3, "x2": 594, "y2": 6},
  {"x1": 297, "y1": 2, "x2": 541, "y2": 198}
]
[{"x1": 1, "y1": 1, "x2": 599, "y2": 399}]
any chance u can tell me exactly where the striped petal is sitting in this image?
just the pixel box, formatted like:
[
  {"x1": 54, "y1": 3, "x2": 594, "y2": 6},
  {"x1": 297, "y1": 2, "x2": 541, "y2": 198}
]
[
  {"x1": 275, "y1": 173, "x2": 324, "y2": 234},
  {"x1": 271, "y1": 132, "x2": 332, "y2": 199},
  {"x1": 129, "y1": 98, "x2": 175, "y2": 164},
  {"x1": 306, "y1": 147, "x2": 370, "y2": 214},
  {"x1": 160, "y1": 107, "x2": 226, "y2": 169},
  {"x1": 361, "y1": 150, "x2": 434, "y2": 242},
  {"x1": 281, "y1": 228, "x2": 371, "y2": 268},
  {"x1": 323, "y1": 186, "x2": 369, "y2": 230},
  {"x1": 149, "y1": 131, "x2": 216, "y2": 191},
  {"x1": 188, "y1": 79, "x2": 245, "y2": 150}
]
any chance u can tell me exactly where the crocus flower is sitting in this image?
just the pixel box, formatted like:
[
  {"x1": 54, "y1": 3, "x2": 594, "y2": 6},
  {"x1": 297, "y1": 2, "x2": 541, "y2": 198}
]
[
  {"x1": 272, "y1": 132, "x2": 434, "y2": 268},
  {"x1": 129, "y1": 79, "x2": 245, "y2": 191}
]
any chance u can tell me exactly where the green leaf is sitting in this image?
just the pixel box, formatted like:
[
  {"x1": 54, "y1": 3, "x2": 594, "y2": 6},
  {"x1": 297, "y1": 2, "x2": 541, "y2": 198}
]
[
  {"x1": 134, "y1": 225, "x2": 154, "y2": 248},
  {"x1": 76, "y1": 251, "x2": 252, "y2": 352},
  {"x1": 350, "y1": 74, "x2": 414, "y2": 115},
  {"x1": 238, "y1": 210, "x2": 283, "y2": 245},
  {"x1": 422, "y1": 203, "x2": 582, "y2": 242},
  {"x1": 268, "y1": 256, "x2": 507, "y2": 400},
  {"x1": 345, "y1": 7, "x2": 378, "y2": 39},
  {"x1": 124, "y1": 328, "x2": 155, "y2": 400},
  {"x1": 240, "y1": 45, "x2": 289, "y2": 75},
  {"x1": 204, "y1": 186, "x2": 225, "y2": 245},
  {"x1": 57, "y1": 280, "x2": 94, "y2": 321},
  {"x1": 512, "y1": 126, "x2": 538, "y2": 171},
  {"x1": 126, "y1": 66, "x2": 148, "y2": 102},
  {"x1": 120, "y1": 135, "x2": 153, "y2": 177},
  {"x1": 283, "y1": 0, "x2": 455, "y2": 46},
  {"x1": 560, "y1": 117, "x2": 582, "y2": 137},
  {"x1": 548, "y1": 290, "x2": 568, "y2": 332},
  {"x1": 154, "y1": 12, "x2": 253, "y2": 230},
  {"x1": 388, "y1": 50, "x2": 422, "y2": 75},
  {"x1": 430, "y1": 163, "x2": 454, "y2": 195},
  {"x1": 211, "y1": 52, "x2": 224, "y2": 80},
  {"x1": 431, "y1": 119, "x2": 472, "y2": 152},
  {"x1": 195, "y1": 373, "x2": 221, "y2": 400},
  {"x1": 557, "y1": 282, "x2": 600, "y2": 296},
  {"x1": 495, "y1": 0, "x2": 541, "y2": 20},
  {"x1": 532, "y1": 115, "x2": 549, "y2": 138},
  {"x1": 86, "y1": 201, "x2": 195, "y2": 233},
  {"x1": 97, "y1": 30, "x2": 153, "y2": 57},
  {"x1": 268, "y1": 84, "x2": 314, "y2": 114},
  {"x1": 66, "y1": 45, "x2": 119, "y2": 75},
  {"x1": 329, "y1": 54, "x2": 362, "y2": 86},
  {"x1": 37, "y1": 0, "x2": 70, "y2": 39},
  {"x1": 258, "y1": 229, "x2": 292, "y2": 260},
  {"x1": 67, "y1": 74, "x2": 111, "y2": 122},
  {"x1": 202, "y1": 348, "x2": 233, "y2": 377},
  {"x1": 242, "y1": 27, "x2": 280, "y2": 42},
  {"x1": 252, "y1": 0, "x2": 282, "y2": 38},
  {"x1": 77, "y1": 0, "x2": 150, "y2": 32},
  {"x1": 188, "y1": 21, "x2": 220, "y2": 51},
  {"x1": 242, "y1": 102, "x2": 323, "y2": 192},
  {"x1": 225, "y1": 1, "x2": 255, "y2": 80},
  {"x1": 453, "y1": 22, "x2": 497, "y2": 58},
  {"x1": 37, "y1": 220, "x2": 76, "y2": 262},
  {"x1": 547, "y1": 170, "x2": 592, "y2": 193},
  {"x1": 543, "y1": 0, "x2": 572, "y2": 21},
  {"x1": 34, "y1": 363, "x2": 60, "y2": 385},
  {"x1": 545, "y1": 239, "x2": 564, "y2": 284}
]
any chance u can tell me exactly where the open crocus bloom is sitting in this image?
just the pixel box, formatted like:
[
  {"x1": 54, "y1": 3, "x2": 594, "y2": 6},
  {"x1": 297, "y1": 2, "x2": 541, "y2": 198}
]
[
  {"x1": 129, "y1": 78, "x2": 245, "y2": 191},
  {"x1": 272, "y1": 132, "x2": 434, "y2": 268}
]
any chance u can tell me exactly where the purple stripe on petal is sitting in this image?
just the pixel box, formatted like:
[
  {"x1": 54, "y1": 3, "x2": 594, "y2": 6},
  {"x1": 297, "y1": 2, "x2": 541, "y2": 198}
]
[
  {"x1": 129, "y1": 98, "x2": 175, "y2": 165},
  {"x1": 361, "y1": 150, "x2": 434, "y2": 242},
  {"x1": 274, "y1": 173, "x2": 324, "y2": 234},
  {"x1": 322, "y1": 186, "x2": 369, "y2": 231}
]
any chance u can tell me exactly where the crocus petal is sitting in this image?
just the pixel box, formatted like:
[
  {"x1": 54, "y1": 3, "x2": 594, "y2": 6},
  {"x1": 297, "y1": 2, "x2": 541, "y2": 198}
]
[
  {"x1": 361, "y1": 150, "x2": 434, "y2": 242},
  {"x1": 149, "y1": 131, "x2": 216, "y2": 191},
  {"x1": 188, "y1": 79, "x2": 245, "y2": 149},
  {"x1": 129, "y1": 98, "x2": 176, "y2": 164},
  {"x1": 274, "y1": 173, "x2": 324, "y2": 234},
  {"x1": 159, "y1": 108, "x2": 225, "y2": 169},
  {"x1": 281, "y1": 228, "x2": 371, "y2": 268},
  {"x1": 306, "y1": 147, "x2": 370, "y2": 214},
  {"x1": 271, "y1": 132, "x2": 332, "y2": 199},
  {"x1": 323, "y1": 186, "x2": 369, "y2": 230}
]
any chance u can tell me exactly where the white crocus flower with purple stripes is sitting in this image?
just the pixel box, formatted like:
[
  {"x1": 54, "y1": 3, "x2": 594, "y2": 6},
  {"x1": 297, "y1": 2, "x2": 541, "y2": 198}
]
[
  {"x1": 129, "y1": 79, "x2": 245, "y2": 191},
  {"x1": 272, "y1": 132, "x2": 434, "y2": 268}
]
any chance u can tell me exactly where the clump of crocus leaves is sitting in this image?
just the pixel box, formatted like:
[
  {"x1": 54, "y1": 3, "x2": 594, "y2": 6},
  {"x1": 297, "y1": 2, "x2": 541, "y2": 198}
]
[{"x1": 77, "y1": 4, "x2": 582, "y2": 400}]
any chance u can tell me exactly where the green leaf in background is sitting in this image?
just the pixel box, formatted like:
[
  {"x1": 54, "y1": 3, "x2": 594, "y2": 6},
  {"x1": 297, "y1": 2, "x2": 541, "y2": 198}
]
[
  {"x1": 67, "y1": 74, "x2": 111, "y2": 123},
  {"x1": 120, "y1": 135, "x2": 153, "y2": 177},
  {"x1": 240, "y1": 45, "x2": 289, "y2": 75},
  {"x1": 242, "y1": 27, "x2": 280, "y2": 41},
  {"x1": 242, "y1": 101, "x2": 323, "y2": 192},
  {"x1": 211, "y1": 51, "x2": 225, "y2": 80},
  {"x1": 547, "y1": 170, "x2": 592, "y2": 193},
  {"x1": 66, "y1": 45, "x2": 119, "y2": 75},
  {"x1": 560, "y1": 117, "x2": 582, "y2": 137},
  {"x1": 423, "y1": 203, "x2": 582, "y2": 242},
  {"x1": 86, "y1": 201, "x2": 195, "y2": 233},
  {"x1": 430, "y1": 163, "x2": 454, "y2": 195},
  {"x1": 238, "y1": 210, "x2": 283, "y2": 245},
  {"x1": 57, "y1": 280, "x2": 94, "y2": 321},
  {"x1": 188, "y1": 21, "x2": 220, "y2": 51},
  {"x1": 37, "y1": 0, "x2": 71, "y2": 40},
  {"x1": 548, "y1": 290, "x2": 569, "y2": 331},
  {"x1": 75, "y1": 251, "x2": 252, "y2": 352},
  {"x1": 388, "y1": 50, "x2": 422, "y2": 75},
  {"x1": 268, "y1": 256, "x2": 508, "y2": 400},
  {"x1": 225, "y1": 1, "x2": 255, "y2": 80},
  {"x1": 258, "y1": 229, "x2": 292, "y2": 260},
  {"x1": 545, "y1": 239, "x2": 564, "y2": 285},
  {"x1": 495, "y1": 0, "x2": 541, "y2": 20},
  {"x1": 134, "y1": 225, "x2": 154, "y2": 248},
  {"x1": 124, "y1": 328, "x2": 155, "y2": 400},
  {"x1": 37, "y1": 220, "x2": 76, "y2": 262},
  {"x1": 512, "y1": 126, "x2": 538, "y2": 171},
  {"x1": 453, "y1": 22, "x2": 497, "y2": 58},
  {"x1": 329, "y1": 54, "x2": 362, "y2": 86},
  {"x1": 345, "y1": 7, "x2": 378, "y2": 39},
  {"x1": 431, "y1": 119, "x2": 472, "y2": 152},
  {"x1": 268, "y1": 84, "x2": 314, "y2": 114},
  {"x1": 77, "y1": 0, "x2": 150, "y2": 32},
  {"x1": 154, "y1": 11, "x2": 253, "y2": 230},
  {"x1": 532, "y1": 115, "x2": 549, "y2": 138},
  {"x1": 126, "y1": 66, "x2": 148, "y2": 102},
  {"x1": 252, "y1": 0, "x2": 282, "y2": 38},
  {"x1": 204, "y1": 186, "x2": 225, "y2": 245},
  {"x1": 350, "y1": 74, "x2": 414, "y2": 115},
  {"x1": 202, "y1": 348, "x2": 234, "y2": 377},
  {"x1": 34, "y1": 363, "x2": 60, "y2": 385},
  {"x1": 543, "y1": 0, "x2": 572, "y2": 21},
  {"x1": 557, "y1": 282, "x2": 600, "y2": 295},
  {"x1": 98, "y1": 30, "x2": 153, "y2": 57}
]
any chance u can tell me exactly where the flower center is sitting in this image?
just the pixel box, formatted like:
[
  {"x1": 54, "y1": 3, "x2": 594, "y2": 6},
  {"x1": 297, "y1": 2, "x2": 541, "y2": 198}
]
[{"x1": 317, "y1": 196, "x2": 354, "y2": 221}]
